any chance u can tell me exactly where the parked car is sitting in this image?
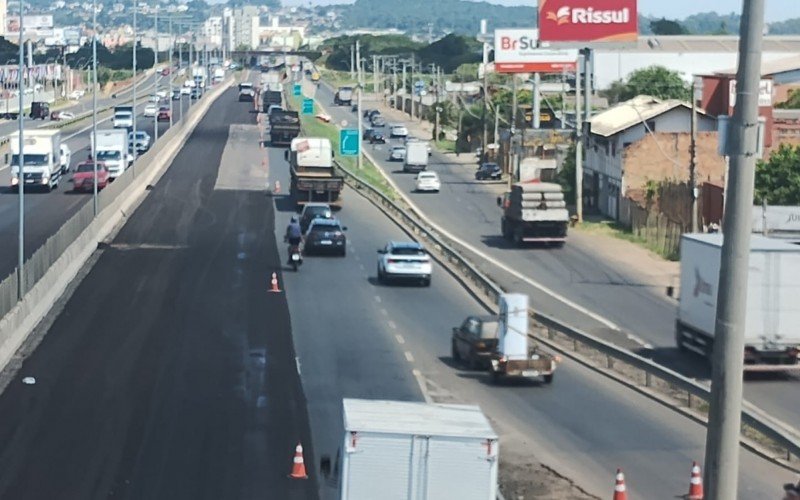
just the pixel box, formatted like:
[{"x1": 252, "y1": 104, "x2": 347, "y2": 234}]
[
  {"x1": 475, "y1": 162, "x2": 502, "y2": 181},
  {"x1": 390, "y1": 124, "x2": 409, "y2": 138},
  {"x1": 299, "y1": 202, "x2": 333, "y2": 233},
  {"x1": 415, "y1": 171, "x2": 440, "y2": 193},
  {"x1": 304, "y1": 218, "x2": 347, "y2": 256},
  {"x1": 389, "y1": 145, "x2": 406, "y2": 161},
  {"x1": 157, "y1": 107, "x2": 170, "y2": 121},
  {"x1": 144, "y1": 104, "x2": 158, "y2": 117},
  {"x1": 369, "y1": 132, "x2": 386, "y2": 144},
  {"x1": 451, "y1": 315, "x2": 500, "y2": 369},
  {"x1": 71, "y1": 161, "x2": 110, "y2": 192},
  {"x1": 377, "y1": 241, "x2": 432, "y2": 286},
  {"x1": 59, "y1": 143, "x2": 72, "y2": 174}
]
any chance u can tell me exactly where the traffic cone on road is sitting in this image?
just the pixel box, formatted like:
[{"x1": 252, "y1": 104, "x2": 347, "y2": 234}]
[
  {"x1": 687, "y1": 461, "x2": 704, "y2": 499},
  {"x1": 289, "y1": 443, "x2": 308, "y2": 479},
  {"x1": 268, "y1": 272, "x2": 282, "y2": 293},
  {"x1": 613, "y1": 468, "x2": 628, "y2": 500}
]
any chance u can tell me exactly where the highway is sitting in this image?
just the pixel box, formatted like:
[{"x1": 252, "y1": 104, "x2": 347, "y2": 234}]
[
  {"x1": 311, "y1": 81, "x2": 800, "y2": 434},
  {"x1": 0, "y1": 86, "x2": 317, "y2": 499},
  {"x1": 0, "y1": 74, "x2": 198, "y2": 279}
]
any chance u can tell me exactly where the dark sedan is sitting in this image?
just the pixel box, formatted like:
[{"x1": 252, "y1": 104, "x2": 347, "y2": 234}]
[
  {"x1": 451, "y1": 315, "x2": 500, "y2": 369},
  {"x1": 369, "y1": 132, "x2": 386, "y2": 144},
  {"x1": 304, "y1": 218, "x2": 347, "y2": 256},
  {"x1": 475, "y1": 162, "x2": 502, "y2": 181}
]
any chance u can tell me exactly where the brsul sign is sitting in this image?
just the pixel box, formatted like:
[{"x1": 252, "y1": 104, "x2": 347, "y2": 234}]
[
  {"x1": 538, "y1": 0, "x2": 638, "y2": 42},
  {"x1": 494, "y1": 29, "x2": 578, "y2": 74}
]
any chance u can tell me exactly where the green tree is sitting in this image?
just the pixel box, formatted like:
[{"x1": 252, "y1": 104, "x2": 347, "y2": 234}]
[
  {"x1": 754, "y1": 144, "x2": 800, "y2": 205},
  {"x1": 599, "y1": 79, "x2": 628, "y2": 105},
  {"x1": 620, "y1": 66, "x2": 690, "y2": 101},
  {"x1": 650, "y1": 18, "x2": 689, "y2": 35},
  {"x1": 557, "y1": 144, "x2": 576, "y2": 205},
  {"x1": 776, "y1": 88, "x2": 800, "y2": 109}
]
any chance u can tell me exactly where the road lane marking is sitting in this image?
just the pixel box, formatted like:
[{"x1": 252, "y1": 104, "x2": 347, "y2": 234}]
[
  {"x1": 404, "y1": 351, "x2": 414, "y2": 363},
  {"x1": 374, "y1": 295, "x2": 381, "y2": 303},
  {"x1": 388, "y1": 320, "x2": 397, "y2": 329},
  {"x1": 412, "y1": 369, "x2": 433, "y2": 403},
  {"x1": 295, "y1": 356, "x2": 302, "y2": 375},
  {"x1": 359, "y1": 263, "x2": 365, "y2": 271},
  {"x1": 395, "y1": 333, "x2": 404, "y2": 344},
  {"x1": 380, "y1": 308, "x2": 388, "y2": 316}
]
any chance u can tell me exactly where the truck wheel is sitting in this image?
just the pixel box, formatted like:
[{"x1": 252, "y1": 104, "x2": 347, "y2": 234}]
[
  {"x1": 501, "y1": 219, "x2": 512, "y2": 241},
  {"x1": 451, "y1": 341, "x2": 461, "y2": 363},
  {"x1": 490, "y1": 371, "x2": 501, "y2": 385},
  {"x1": 468, "y1": 351, "x2": 480, "y2": 370},
  {"x1": 513, "y1": 229, "x2": 524, "y2": 246},
  {"x1": 543, "y1": 374, "x2": 554, "y2": 384}
]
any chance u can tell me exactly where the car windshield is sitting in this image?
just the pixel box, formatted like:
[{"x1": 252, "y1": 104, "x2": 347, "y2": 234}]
[
  {"x1": 392, "y1": 147, "x2": 405, "y2": 152},
  {"x1": 76, "y1": 163, "x2": 100, "y2": 173},
  {"x1": 391, "y1": 246, "x2": 425, "y2": 256},
  {"x1": 115, "y1": 112, "x2": 132, "y2": 120},
  {"x1": 11, "y1": 154, "x2": 48, "y2": 166},
  {"x1": 134, "y1": 132, "x2": 148, "y2": 140},
  {"x1": 418, "y1": 173, "x2": 436, "y2": 179},
  {"x1": 96, "y1": 150, "x2": 121, "y2": 161},
  {"x1": 304, "y1": 207, "x2": 331, "y2": 219}
]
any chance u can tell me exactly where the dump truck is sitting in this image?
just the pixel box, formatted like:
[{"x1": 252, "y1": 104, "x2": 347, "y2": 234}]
[
  {"x1": 268, "y1": 110, "x2": 300, "y2": 146},
  {"x1": 498, "y1": 181, "x2": 569, "y2": 247},
  {"x1": 322, "y1": 398, "x2": 499, "y2": 500},
  {"x1": 262, "y1": 90, "x2": 282, "y2": 112},
  {"x1": 676, "y1": 233, "x2": 800, "y2": 371},
  {"x1": 334, "y1": 86, "x2": 353, "y2": 106},
  {"x1": 286, "y1": 137, "x2": 344, "y2": 208},
  {"x1": 488, "y1": 293, "x2": 558, "y2": 384}
]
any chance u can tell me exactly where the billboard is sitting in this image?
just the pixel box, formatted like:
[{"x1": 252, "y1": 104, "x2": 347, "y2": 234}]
[
  {"x1": 6, "y1": 15, "x2": 55, "y2": 36},
  {"x1": 494, "y1": 29, "x2": 577, "y2": 74},
  {"x1": 729, "y1": 79, "x2": 773, "y2": 108},
  {"x1": 538, "y1": 0, "x2": 638, "y2": 43}
]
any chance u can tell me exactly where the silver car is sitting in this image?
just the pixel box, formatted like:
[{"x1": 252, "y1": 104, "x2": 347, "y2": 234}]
[{"x1": 389, "y1": 146, "x2": 406, "y2": 161}]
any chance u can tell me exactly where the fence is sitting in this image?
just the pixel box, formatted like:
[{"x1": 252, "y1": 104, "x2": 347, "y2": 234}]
[{"x1": 624, "y1": 198, "x2": 684, "y2": 259}]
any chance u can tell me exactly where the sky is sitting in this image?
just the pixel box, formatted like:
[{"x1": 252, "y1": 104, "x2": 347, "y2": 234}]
[{"x1": 278, "y1": 0, "x2": 800, "y2": 22}]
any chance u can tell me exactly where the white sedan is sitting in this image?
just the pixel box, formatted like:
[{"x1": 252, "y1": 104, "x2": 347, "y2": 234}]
[
  {"x1": 390, "y1": 124, "x2": 409, "y2": 138},
  {"x1": 377, "y1": 241, "x2": 432, "y2": 287},
  {"x1": 143, "y1": 104, "x2": 158, "y2": 117},
  {"x1": 68, "y1": 90, "x2": 85, "y2": 100},
  {"x1": 180, "y1": 86, "x2": 192, "y2": 95},
  {"x1": 155, "y1": 90, "x2": 168, "y2": 99},
  {"x1": 414, "y1": 171, "x2": 440, "y2": 193}
]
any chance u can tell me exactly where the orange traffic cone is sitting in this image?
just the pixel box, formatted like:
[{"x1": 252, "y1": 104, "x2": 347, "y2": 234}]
[
  {"x1": 289, "y1": 443, "x2": 308, "y2": 479},
  {"x1": 268, "y1": 272, "x2": 282, "y2": 293},
  {"x1": 687, "y1": 462, "x2": 703, "y2": 499},
  {"x1": 613, "y1": 468, "x2": 628, "y2": 500},
  {"x1": 274, "y1": 180, "x2": 281, "y2": 194}
]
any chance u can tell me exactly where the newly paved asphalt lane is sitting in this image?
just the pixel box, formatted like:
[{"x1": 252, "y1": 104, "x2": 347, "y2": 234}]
[
  {"x1": 0, "y1": 86, "x2": 317, "y2": 499},
  {"x1": 261, "y1": 121, "x2": 795, "y2": 498},
  {"x1": 312, "y1": 81, "x2": 800, "y2": 434}
]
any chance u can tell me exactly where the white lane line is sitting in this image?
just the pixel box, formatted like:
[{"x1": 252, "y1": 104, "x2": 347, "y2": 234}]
[
  {"x1": 395, "y1": 333, "x2": 405, "y2": 344},
  {"x1": 388, "y1": 320, "x2": 398, "y2": 330},
  {"x1": 359, "y1": 263, "x2": 365, "y2": 271},
  {"x1": 380, "y1": 308, "x2": 388, "y2": 316},
  {"x1": 295, "y1": 356, "x2": 302, "y2": 376},
  {"x1": 412, "y1": 369, "x2": 433, "y2": 403},
  {"x1": 404, "y1": 351, "x2": 415, "y2": 363},
  {"x1": 374, "y1": 295, "x2": 382, "y2": 303}
]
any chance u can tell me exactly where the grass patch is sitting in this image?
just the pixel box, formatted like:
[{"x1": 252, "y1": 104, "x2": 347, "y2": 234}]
[
  {"x1": 288, "y1": 93, "x2": 396, "y2": 201},
  {"x1": 434, "y1": 139, "x2": 456, "y2": 154},
  {"x1": 576, "y1": 219, "x2": 679, "y2": 261}
]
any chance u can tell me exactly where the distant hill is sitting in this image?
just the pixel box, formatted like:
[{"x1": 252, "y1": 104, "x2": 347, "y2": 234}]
[{"x1": 340, "y1": 0, "x2": 537, "y2": 35}]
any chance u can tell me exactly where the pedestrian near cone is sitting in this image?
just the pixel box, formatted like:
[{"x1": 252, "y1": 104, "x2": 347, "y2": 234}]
[
  {"x1": 268, "y1": 272, "x2": 282, "y2": 293},
  {"x1": 613, "y1": 468, "x2": 628, "y2": 500},
  {"x1": 687, "y1": 461, "x2": 703, "y2": 499},
  {"x1": 289, "y1": 443, "x2": 308, "y2": 479}
]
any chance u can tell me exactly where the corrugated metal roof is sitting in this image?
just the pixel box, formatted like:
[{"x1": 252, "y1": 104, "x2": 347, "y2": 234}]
[
  {"x1": 684, "y1": 233, "x2": 800, "y2": 252},
  {"x1": 711, "y1": 55, "x2": 800, "y2": 77},
  {"x1": 589, "y1": 95, "x2": 689, "y2": 137},
  {"x1": 343, "y1": 399, "x2": 498, "y2": 439},
  {"x1": 608, "y1": 35, "x2": 800, "y2": 53}
]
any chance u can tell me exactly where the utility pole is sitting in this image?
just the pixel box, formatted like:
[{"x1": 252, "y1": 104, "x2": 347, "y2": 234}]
[
  {"x1": 350, "y1": 44, "x2": 354, "y2": 79},
  {"x1": 703, "y1": 1, "x2": 765, "y2": 498},
  {"x1": 410, "y1": 53, "x2": 415, "y2": 120},
  {"x1": 16, "y1": 3, "x2": 25, "y2": 300},
  {"x1": 132, "y1": 0, "x2": 138, "y2": 174},
  {"x1": 481, "y1": 23, "x2": 489, "y2": 160},
  {"x1": 356, "y1": 40, "x2": 363, "y2": 171},
  {"x1": 690, "y1": 79, "x2": 699, "y2": 233},
  {"x1": 168, "y1": 16, "x2": 173, "y2": 127},
  {"x1": 372, "y1": 54, "x2": 377, "y2": 99},
  {"x1": 91, "y1": 0, "x2": 98, "y2": 215},
  {"x1": 575, "y1": 54, "x2": 583, "y2": 223},
  {"x1": 511, "y1": 75, "x2": 518, "y2": 181},
  {"x1": 401, "y1": 61, "x2": 407, "y2": 114},
  {"x1": 583, "y1": 48, "x2": 592, "y2": 124},
  {"x1": 533, "y1": 72, "x2": 541, "y2": 129},
  {"x1": 153, "y1": 7, "x2": 159, "y2": 143}
]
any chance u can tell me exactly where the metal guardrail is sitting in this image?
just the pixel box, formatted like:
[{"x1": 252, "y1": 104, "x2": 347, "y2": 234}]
[{"x1": 333, "y1": 158, "x2": 800, "y2": 469}]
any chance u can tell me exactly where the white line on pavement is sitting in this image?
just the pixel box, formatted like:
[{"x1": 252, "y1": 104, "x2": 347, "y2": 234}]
[
  {"x1": 412, "y1": 369, "x2": 432, "y2": 403},
  {"x1": 394, "y1": 333, "x2": 404, "y2": 344},
  {"x1": 388, "y1": 320, "x2": 397, "y2": 330},
  {"x1": 404, "y1": 351, "x2": 415, "y2": 363},
  {"x1": 374, "y1": 295, "x2": 381, "y2": 303}
]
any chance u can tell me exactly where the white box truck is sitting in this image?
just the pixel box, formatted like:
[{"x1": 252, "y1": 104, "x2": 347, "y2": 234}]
[
  {"x1": 329, "y1": 399, "x2": 499, "y2": 500},
  {"x1": 9, "y1": 129, "x2": 63, "y2": 192},
  {"x1": 676, "y1": 233, "x2": 800, "y2": 371},
  {"x1": 91, "y1": 129, "x2": 131, "y2": 180},
  {"x1": 403, "y1": 141, "x2": 429, "y2": 173},
  {"x1": 286, "y1": 137, "x2": 344, "y2": 208}
]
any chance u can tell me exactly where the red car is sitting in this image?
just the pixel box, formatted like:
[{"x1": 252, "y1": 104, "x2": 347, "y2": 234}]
[
  {"x1": 157, "y1": 107, "x2": 170, "y2": 121},
  {"x1": 161, "y1": 68, "x2": 170, "y2": 76},
  {"x1": 72, "y1": 161, "x2": 109, "y2": 192}
]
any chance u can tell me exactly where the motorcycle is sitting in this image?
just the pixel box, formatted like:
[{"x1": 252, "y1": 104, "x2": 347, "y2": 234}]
[{"x1": 288, "y1": 242, "x2": 303, "y2": 272}]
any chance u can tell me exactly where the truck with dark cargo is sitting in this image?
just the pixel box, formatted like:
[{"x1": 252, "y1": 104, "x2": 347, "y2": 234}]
[
  {"x1": 262, "y1": 90, "x2": 282, "y2": 112},
  {"x1": 497, "y1": 181, "x2": 569, "y2": 247},
  {"x1": 285, "y1": 137, "x2": 344, "y2": 208},
  {"x1": 268, "y1": 110, "x2": 300, "y2": 146},
  {"x1": 676, "y1": 233, "x2": 800, "y2": 371},
  {"x1": 334, "y1": 86, "x2": 353, "y2": 106}
]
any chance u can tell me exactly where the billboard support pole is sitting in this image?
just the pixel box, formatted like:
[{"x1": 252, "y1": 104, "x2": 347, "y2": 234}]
[
  {"x1": 575, "y1": 54, "x2": 583, "y2": 224},
  {"x1": 533, "y1": 72, "x2": 541, "y2": 129}
]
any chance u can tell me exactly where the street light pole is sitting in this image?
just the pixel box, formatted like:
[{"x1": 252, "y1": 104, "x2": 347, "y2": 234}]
[
  {"x1": 153, "y1": 7, "x2": 159, "y2": 143},
  {"x1": 132, "y1": 0, "x2": 138, "y2": 173},
  {"x1": 16, "y1": 1, "x2": 25, "y2": 300},
  {"x1": 356, "y1": 39, "x2": 363, "y2": 171},
  {"x1": 168, "y1": 16, "x2": 173, "y2": 127},
  {"x1": 91, "y1": 0, "x2": 98, "y2": 215}
]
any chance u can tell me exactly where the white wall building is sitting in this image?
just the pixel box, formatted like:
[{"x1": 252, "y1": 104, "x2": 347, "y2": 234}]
[
  {"x1": 202, "y1": 16, "x2": 222, "y2": 48},
  {"x1": 231, "y1": 5, "x2": 259, "y2": 50}
]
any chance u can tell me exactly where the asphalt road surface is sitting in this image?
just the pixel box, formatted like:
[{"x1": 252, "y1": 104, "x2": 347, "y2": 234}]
[
  {"x1": 261, "y1": 115, "x2": 795, "y2": 498},
  {"x1": 312, "y1": 81, "x2": 800, "y2": 435},
  {"x1": 0, "y1": 86, "x2": 317, "y2": 500}
]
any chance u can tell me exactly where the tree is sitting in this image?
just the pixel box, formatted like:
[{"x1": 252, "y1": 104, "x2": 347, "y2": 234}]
[
  {"x1": 557, "y1": 144, "x2": 576, "y2": 205},
  {"x1": 754, "y1": 144, "x2": 800, "y2": 205},
  {"x1": 620, "y1": 66, "x2": 690, "y2": 101},
  {"x1": 650, "y1": 18, "x2": 689, "y2": 35},
  {"x1": 776, "y1": 88, "x2": 800, "y2": 109},
  {"x1": 599, "y1": 79, "x2": 628, "y2": 105}
]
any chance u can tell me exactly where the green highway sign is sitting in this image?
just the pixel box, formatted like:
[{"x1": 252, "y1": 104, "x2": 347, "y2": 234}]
[
  {"x1": 293, "y1": 84, "x2": 302, "y2": 96},
  {"x1": 340, "y1": 129, "x2": 360, "y2": 156},
  {"x1": 302, "y1": 98, "x2": 314, "y2": 115}
]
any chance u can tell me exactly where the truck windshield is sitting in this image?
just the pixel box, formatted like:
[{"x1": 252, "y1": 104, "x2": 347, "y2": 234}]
[
  {"x1": 96, "y1": 151, "x2": 121, "y2": 161},
  {"x1": 11, "y1": 154, "x2": 48, "y2": 167}
]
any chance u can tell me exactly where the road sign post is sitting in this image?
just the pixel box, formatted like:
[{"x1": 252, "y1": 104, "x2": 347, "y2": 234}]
[
  {"x1": 302, "y1": 98, "x2": 314, "y2": 115},
  {"x1": 340, "y1": 129, "x2": 360, "y2": 156}
]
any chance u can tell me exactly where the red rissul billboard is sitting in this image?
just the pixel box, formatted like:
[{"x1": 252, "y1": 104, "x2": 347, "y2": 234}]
[{"x1": 538, "y1": 0, "x2": 638, "y2": 43}]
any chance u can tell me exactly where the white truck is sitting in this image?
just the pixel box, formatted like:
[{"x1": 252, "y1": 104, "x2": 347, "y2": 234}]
[
  {"x1": 324, "y1": 398, "x2": 499, "y2": 500},
  {"x1": 676, "y1": 234, "x2": 800, "y2": 370},
  {"x1": 403, "y1": 141, "x2": 429, "y2": 173},
  {"x1": 212, "y1": 67, "x2": 225, "y2": 84},
  {"x1": 9, "y1": 129, "x2": 63, "y2": 192},
  {"x1": 91, "y1": 129, "x2": 131, "y2": 180},
  {"x1": 192, "y1": 66, "x2": 206, "y2": 89}
]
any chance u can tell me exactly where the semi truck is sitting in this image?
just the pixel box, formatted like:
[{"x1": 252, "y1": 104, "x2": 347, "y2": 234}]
[
  {"x1": 676, "y1": 234, "x2": 800, "y2": 371},
  {"x1": 497, "y1": 181, "x2": 569, "y2": 246},
  {"x1": 286, "y1": 137, "x2": 344, "y2": 208},
  {"x1": 9, "y1": 129, "x2": 63, "y2": 192},
  {"x1": 91, "y1": 129, "x2": 131, "y2": 180},
  {"x1": 322, "y1": 398, "x2": 499, "y2": 500},
  {"x1": 269, "y1": 110, "x2": 300, "y2": 146},
  {"x1": 334, "y1": 86, "x2": 353, "y2": 106},
  {"x1": 403, "y1": 141, "x2": 429, "y2": 173}
]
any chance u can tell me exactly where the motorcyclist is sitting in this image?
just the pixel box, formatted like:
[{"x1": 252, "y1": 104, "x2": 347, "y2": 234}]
[{"x1": 285, "y1": 216, "x2": 303, "y2": 264}]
